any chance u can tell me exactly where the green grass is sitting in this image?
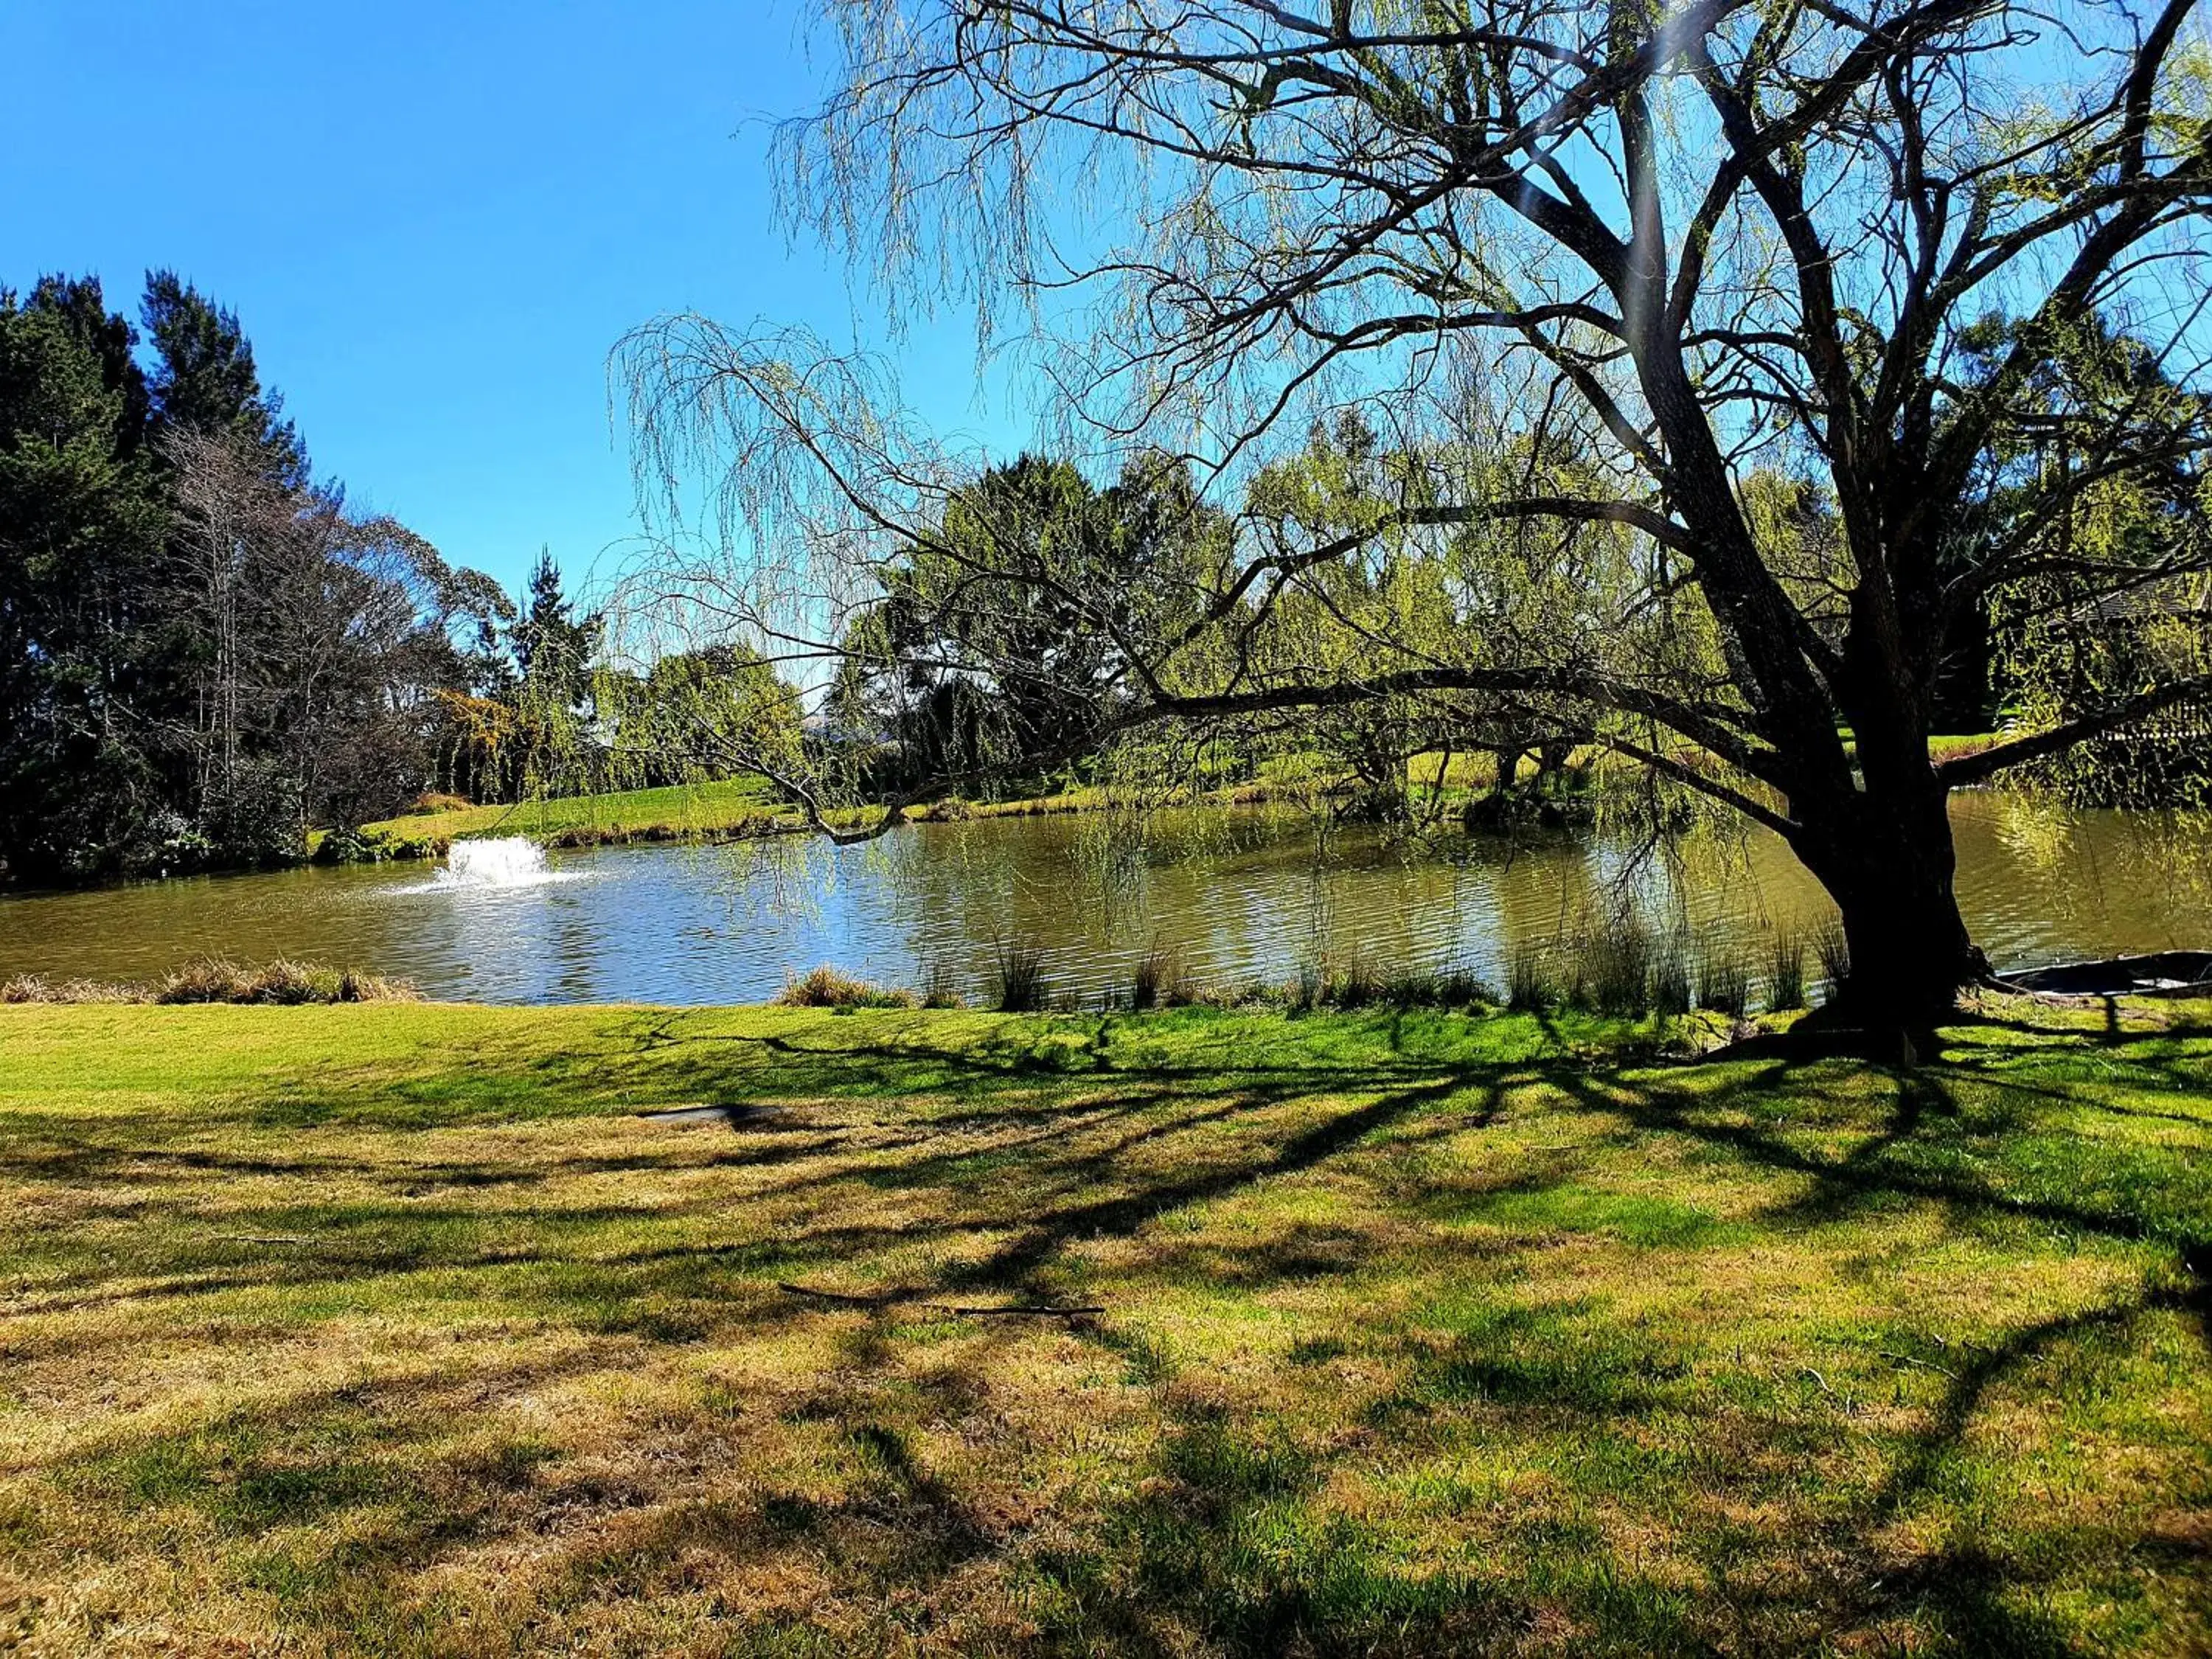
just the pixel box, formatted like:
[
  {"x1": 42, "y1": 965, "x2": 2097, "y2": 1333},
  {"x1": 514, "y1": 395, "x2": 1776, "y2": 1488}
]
[
  {"x1": 359, "y1": 777, "x2": 781, "y2": 842},
  {"x1": 0, "y1": 998, "x2": 2207, "y2": 1654},
  {"x1": 352, "y1": 776, "x2": 1246, "y2": 849},
  {"x1": 354, "y1": 730, "x2": 2017, "y2": 845},
  {"x1": 350, "y1": 731, "x2": 2006, "y2": 851}
]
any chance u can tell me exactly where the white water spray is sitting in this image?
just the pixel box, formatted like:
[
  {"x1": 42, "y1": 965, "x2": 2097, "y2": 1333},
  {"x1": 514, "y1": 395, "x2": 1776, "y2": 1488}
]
[{"x1": 433, "y1": 838, "x2": 567, "y2": 890}]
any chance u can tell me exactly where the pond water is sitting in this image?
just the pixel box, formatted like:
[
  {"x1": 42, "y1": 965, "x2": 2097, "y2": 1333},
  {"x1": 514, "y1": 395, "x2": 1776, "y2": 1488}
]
[{"x1": 4, "y1": 793, "x2": 2209, "y2": 1005}]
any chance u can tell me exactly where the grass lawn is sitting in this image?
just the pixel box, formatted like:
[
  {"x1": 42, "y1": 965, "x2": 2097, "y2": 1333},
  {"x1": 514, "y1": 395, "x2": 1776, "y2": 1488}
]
[
  {"x1": 1, "y1": 1000, "x2": 2206, "y2": 1655},
  {"x1": 358, "y1": 779, "x2": 781, "y2": 843}
]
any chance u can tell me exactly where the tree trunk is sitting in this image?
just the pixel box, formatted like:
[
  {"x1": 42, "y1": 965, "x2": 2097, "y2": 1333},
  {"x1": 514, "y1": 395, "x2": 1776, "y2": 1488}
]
[
  {"x1": 1492, "y1": 744, "x2": 1523, "y2": 797},
  {"x1": 1788, "y1": 779, "x2": 1989, "y2": 1032}
]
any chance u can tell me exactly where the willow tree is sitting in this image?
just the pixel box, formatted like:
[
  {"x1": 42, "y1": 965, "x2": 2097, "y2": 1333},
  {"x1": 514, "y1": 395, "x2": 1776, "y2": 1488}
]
[{"x1": 626, "y1": 0, "x2": 2212, "y2": 1026}]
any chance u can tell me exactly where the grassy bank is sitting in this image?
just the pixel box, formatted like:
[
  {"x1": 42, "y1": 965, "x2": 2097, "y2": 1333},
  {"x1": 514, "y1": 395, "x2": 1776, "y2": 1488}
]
[
  {"x1": 340, "y1": 732, "x2": 2004, "y2": 861},
  {"x1": 335, "y1": 776, "x2": 1307, "y2": 862},
  {"x1": 1, "y1": 1000, "x2": 2205, "y2": 1654},
  {"x1": 331, "y1": 779, "x2": 791, "y2": 859}
]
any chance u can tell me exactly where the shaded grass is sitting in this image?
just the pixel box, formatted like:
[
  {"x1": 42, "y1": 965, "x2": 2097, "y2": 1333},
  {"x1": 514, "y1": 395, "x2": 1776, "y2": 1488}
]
[{"x1": 0, "y1": 996, "x2": 2207, "y2": 1654}]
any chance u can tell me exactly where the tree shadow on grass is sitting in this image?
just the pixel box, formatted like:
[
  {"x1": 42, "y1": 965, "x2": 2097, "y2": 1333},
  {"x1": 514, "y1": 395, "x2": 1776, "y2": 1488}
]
[{"x1": 11, "y1": 1009, "x2": 2211, "y2": 1652}]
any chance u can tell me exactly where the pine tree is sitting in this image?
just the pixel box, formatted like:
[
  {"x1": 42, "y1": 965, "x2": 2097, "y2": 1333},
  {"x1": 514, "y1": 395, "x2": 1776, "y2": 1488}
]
[
  {"x1": 0, "y1": 276, "x2": 172, "y2": 877},
  {"x1": 141, "y1": 270, "x2": 306, "y2": 487}
]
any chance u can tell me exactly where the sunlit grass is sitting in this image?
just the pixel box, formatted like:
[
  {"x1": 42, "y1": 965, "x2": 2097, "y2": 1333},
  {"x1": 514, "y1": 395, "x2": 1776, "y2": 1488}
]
[
  {"x1": 0, "y1": 997, "x2": 2206, "y2": 1653},
  {"x1": 354, "y1": 733, "x2": 2008, "y2": 850},
  {"x1": 358, "y1": 777, "x2": 781, "y2": 841}
]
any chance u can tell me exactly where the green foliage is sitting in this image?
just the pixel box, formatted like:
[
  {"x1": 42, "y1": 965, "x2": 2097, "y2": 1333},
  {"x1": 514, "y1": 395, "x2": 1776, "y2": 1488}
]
[
  {"x1": 141, "y1": 269, "x2": 306, "y2": 484},
  {"x1": 1985, "y1": 316, "x2": 2212, "y2": 807},
  {"x1": 0, "y1": 270, "x2": 514, "y2": 883},
  {"x1": 0, "y1": 275, "x2": 173, "y2": 878},
  {"x1": 599, "y1": 644, "x2": 802, "y2": 792},
  {"x1": 839, "y1": 451, "x2": 1226, "y2": 793}
]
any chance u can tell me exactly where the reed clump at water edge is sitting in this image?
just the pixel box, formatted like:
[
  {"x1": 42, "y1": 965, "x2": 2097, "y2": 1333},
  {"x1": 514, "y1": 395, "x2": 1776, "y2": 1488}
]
[
  {"x1": 1129, "y1": 942, "x2": 1195, "y2": 1010},
  {"x1": 1285, "y1": 955, "x2": 1498, "y2": 1014},
  {"x1": 774, "y1": 925, "x2": 1829, "y2": 1023},
  {"x1": 1503, "y1": 918, "x2": 1812, "y2": 1020},
  {"x1": 1767, "y1": 932, "x2": 1809, "y2": 1011},
  {"x1": 990, "y1": 940, "x2": 1052, "y2": 1013},
  {"x1": 773, "y1": 966, "x2": 922, "y2": 1010},
  {"x1": 1, "y1": 958, "x2": 420, "y2": 1006}
]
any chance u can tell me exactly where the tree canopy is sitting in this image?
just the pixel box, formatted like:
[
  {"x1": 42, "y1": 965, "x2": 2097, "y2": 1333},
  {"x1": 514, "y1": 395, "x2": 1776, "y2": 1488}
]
[
  {"x1": 626, "y1": 0, "x2": 2212, "y2": 1026},
  {"x1": 0, "y1": 271, "x2": 605, "y2": 881}
]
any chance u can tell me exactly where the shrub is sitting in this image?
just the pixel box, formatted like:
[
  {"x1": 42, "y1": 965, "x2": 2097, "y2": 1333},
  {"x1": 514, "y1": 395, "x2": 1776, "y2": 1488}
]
[
  {"x1": 400, "y1": 793, "x2": 473, "y2": 816},
  {"x1": 990, "y1": 941, "x2": 1050, "y2": 1012},
  {"x1": 775, "y1": 965, "x2": 919, "y2": 1009},
  {"x1": 1766, "y1": 933, "x2": 1808, "y2": 1012},
  {"x1": 1696, "y1": 948, "x2": 1752, "y2": 1018},
  {"x1": 313, "y1": 827, "x2": 444, "y2": 866}
]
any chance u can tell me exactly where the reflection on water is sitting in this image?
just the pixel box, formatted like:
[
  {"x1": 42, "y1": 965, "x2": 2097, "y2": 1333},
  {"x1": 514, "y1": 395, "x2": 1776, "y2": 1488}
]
[{"x1": 3, "y1": 793, "x2": 2208, "y2": 1005}]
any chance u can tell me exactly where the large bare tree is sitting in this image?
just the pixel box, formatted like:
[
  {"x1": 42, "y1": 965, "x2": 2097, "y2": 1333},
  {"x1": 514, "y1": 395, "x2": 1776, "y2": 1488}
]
[{"x1": 625, "y1": 0, "x2": 2212, "y2": 1026}]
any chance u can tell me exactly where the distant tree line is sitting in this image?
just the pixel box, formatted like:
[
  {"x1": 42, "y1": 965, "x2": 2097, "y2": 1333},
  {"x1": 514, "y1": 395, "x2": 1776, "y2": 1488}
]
[{"x1": 0, "y1": 270, "x2": 796, "y2": 886}]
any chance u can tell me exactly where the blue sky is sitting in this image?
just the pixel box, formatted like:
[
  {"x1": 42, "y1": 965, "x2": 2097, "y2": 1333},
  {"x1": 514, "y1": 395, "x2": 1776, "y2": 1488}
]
[{"x1": 1, "y1": 0, "x2": 1026, "y2": 595}]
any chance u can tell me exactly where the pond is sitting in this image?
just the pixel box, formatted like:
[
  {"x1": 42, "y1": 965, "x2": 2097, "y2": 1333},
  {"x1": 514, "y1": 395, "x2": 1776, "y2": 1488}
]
[{"x1": 4, "y1": 792, "x2": 2209, "y2": 1005}]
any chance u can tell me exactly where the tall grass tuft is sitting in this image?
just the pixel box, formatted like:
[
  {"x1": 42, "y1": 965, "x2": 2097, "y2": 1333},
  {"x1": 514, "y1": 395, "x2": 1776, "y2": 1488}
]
[
  {"x1": 1696, "y1": 947, "x2": 1752, "y2": 1018},
  {"x1": 1130, "y1": 942, "x2": 1192, "y2": 1010},
  {"x1": 1582, "y1": 916, "x2": 1653, "y2": 1015},
  {"x1": 155, "y1": 958, "x2": 420, "y2": 1005},
  {"x1": 1395, "y1": 966, "x2": 1496, "y2": 1009},
  {"x1": 1, "y1": 959, "x2": 420, "y2": 1006},
  {"x1": 918, "y1": 960, "x2": 964, "y2": 1009},
  {"x1": 1649, "y1": 933, "x2": 1693, "y2": 1015},
  {"x1": 990, "y1": 940, "x2": 1050, "y2": 1012},
  {"x1": 1766, "y1": 933, "x2": 1807, "y2": 1011},
  {"x1": 775, "y1": 966, "x2": 919, "y2": 1009},
  {"x1": 1812, "y1": 917, "x2": 1853, "y2": 999},
  {"x1": 1, "y1": 975, "x2": 133, "y2": 1005},
  {"x1": 1329, "y1": 953, "x2": 1385, "y2": 1009},
  {"x1": 1506, "y1": 945, "x2": 1553, "y2": 1012}
]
